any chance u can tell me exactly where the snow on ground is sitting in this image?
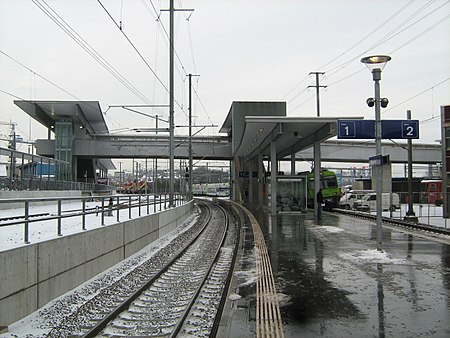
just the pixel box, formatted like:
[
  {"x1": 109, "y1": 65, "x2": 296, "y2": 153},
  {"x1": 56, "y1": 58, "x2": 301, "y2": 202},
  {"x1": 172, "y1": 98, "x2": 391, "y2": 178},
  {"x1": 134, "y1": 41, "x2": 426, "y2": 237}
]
[
  {"x1": 310, "y1": 225, "x2": 345, "y2": 233},
  {"x1": 338, "y1": 249, "x2": 412, "y2": 265},
  {"x1": 228, "y1": 293, "x2": 242, "y2": 301},
  {"x1": 234, "y1": 269, "x2": 257, "y2": 288},
  {"x1": 0, "y1": 198, "x2": 164, "y2": 252},
  {"x1": 277, "y1": 293, "x2": 292, "y2": 307}
]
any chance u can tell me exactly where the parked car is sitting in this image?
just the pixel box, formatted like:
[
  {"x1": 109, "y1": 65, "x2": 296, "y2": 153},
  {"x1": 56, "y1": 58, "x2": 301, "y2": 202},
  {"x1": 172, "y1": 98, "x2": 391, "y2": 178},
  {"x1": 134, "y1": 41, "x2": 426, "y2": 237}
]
[
  {"x1": 354, "y1": 192, "x2": 400, "y2": 212},
  {"x1": 339, "y1": 190, "x2": 373, "y2": 210}
]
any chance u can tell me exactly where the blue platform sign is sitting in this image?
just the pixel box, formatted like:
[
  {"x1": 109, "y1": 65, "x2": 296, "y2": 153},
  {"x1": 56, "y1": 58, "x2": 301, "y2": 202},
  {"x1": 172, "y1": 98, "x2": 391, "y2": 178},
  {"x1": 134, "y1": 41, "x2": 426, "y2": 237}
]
[
  {"x1": 338, "y1": 119, "x2": 420, "y2": 139},
  {"x1": 337, "y1": 120, "x2": 375, "y2": 139},
  {"x1": 381, "y1": 120, "x2": 419, "y2": 139}
]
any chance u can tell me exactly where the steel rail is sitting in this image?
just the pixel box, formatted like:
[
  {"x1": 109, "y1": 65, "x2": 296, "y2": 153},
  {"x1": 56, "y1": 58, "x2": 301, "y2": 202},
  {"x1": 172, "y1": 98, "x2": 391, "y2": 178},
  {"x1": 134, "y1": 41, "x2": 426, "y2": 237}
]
[
  {"x1": 333, "y1": 208, "x2": 450, "y2": 236},
  {"x1": 208, "y1": 201, "x2": 243, "y2": 338},
  {"x1": 169, "y1": 200, "x2": 230, "y2": 337},
  {"x1": 81, "y1": 201, "x2": 214, "y2": 337}
]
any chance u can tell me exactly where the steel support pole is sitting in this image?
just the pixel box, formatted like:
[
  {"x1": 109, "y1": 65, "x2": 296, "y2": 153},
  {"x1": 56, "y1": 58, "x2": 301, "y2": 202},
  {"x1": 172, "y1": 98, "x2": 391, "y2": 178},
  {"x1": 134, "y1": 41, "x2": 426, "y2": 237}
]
[
  {"x1": 155, "y1": 116, "x2": 158, "y2": 195},
  {"x1": 188, "y1": 74, "x2": 193, "y2": 200},
  {"x1": 373, "y1": 68, "x2": 383, "y2": 251},
  {"x1": 405, "y1": 110, "x2": 418, "y2": 222},
  {"x1": 168, "y1": 0, "x2": 175, "y2": 207}
]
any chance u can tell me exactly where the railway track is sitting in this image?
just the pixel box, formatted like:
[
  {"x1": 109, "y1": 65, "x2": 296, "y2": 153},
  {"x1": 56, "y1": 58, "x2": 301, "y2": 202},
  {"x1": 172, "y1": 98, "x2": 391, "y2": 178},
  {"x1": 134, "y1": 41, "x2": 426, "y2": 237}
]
[
  {"x1": 333, "y1": 208, "x2": 450, "y2": 236},
  {"x1": 45, "y1": 199, "x2": 240, "y2": 337}
]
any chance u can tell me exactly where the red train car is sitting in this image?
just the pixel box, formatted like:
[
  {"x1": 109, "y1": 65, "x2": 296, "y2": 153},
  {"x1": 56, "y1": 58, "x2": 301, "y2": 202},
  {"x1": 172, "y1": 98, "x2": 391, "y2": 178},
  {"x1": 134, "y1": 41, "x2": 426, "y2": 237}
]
[{"x1": 420, "y1": 179, "x2": 443, "y2": 206}]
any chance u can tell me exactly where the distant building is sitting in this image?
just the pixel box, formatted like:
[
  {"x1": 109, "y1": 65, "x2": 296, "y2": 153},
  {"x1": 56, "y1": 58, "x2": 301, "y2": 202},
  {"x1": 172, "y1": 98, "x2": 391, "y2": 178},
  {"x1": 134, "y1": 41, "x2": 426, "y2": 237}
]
[{"x1": 441, "y1": 105, "x2": 450, "y2": 217}]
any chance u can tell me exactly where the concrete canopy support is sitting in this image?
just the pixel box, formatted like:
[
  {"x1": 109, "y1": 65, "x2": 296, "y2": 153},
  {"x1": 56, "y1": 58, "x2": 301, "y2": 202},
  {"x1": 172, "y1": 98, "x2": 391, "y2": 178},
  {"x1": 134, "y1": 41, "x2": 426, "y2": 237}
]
[
  {"x1": 232, "y1": 157, "x2": 242, "y2": 202},
  {"x1": 271, "y1": 140, "x2": 277, "y2": 214},
  {"x1": 314, "y1": 140, "x2": 321, "y2": 217},
  {"x1": 248, "y1": 160, "x2": 253, "y2": 205},
  {"x1": 291, "y1": 152, "x2": 296, "y2": 175},
  {"x1": 258, "y1": 153, "x2": 263, "y2": 209}
]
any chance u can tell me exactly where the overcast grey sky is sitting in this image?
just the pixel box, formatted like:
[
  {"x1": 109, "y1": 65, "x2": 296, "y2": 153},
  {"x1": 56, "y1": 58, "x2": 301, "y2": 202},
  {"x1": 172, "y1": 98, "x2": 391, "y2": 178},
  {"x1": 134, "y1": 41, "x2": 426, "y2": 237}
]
[{"x1": 0, "y1": 0, "x2": 449, "y2": 167}]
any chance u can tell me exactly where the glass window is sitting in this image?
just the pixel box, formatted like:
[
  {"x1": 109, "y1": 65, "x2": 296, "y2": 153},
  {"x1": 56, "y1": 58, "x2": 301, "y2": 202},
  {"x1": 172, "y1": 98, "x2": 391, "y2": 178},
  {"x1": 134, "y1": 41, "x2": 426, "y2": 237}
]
[
  {"x1": 277, "y1": 178, "x2": 306, "y2": 212},
  {"x1": 323, "y1": 176, "x2": 337, "y2": 188}
]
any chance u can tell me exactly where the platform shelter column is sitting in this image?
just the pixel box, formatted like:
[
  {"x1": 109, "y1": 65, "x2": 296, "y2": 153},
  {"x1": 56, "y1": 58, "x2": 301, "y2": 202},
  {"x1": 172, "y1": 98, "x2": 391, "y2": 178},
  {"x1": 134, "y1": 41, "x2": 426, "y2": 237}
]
[
  {"x1": 270, "y1": 140, "x2": 277, "y2": 214},
  {"x1": 258, "y1": 153, "x2": 264, "y2": 209},
  {"x1": 291, "y1": 152, "x2": 296, "y2": 175},
  {"x1": 314, "y1": 140, "x2": 321, "y2": 217},
  {"x1": 248, "y1": 160, "x2": 253, "y2": 205}
]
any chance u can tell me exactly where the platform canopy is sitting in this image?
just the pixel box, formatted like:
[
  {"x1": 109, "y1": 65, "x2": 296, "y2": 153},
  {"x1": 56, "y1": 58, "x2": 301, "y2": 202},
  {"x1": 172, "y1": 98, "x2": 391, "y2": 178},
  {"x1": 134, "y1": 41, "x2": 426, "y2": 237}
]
[
  {"x1": 14, "y1": 100, "x2": 114, "y2": 171},
  {"x1": 14, "y1": 100, "x2": 108, "y2": 136},
  {"x1": 233, "y1": 116, "x2": 362, "y2": 161}
]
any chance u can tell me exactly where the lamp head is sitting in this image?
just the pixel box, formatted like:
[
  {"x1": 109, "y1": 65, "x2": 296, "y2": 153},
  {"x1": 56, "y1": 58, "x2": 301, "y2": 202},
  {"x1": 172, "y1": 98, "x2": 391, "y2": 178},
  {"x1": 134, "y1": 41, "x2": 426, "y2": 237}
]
[
  {"x1": 361, "y1": 55, "x2": 391, "y2": 72},
  {"x1": 366, "y1": 98, "x2": 375, "y2": 107}
]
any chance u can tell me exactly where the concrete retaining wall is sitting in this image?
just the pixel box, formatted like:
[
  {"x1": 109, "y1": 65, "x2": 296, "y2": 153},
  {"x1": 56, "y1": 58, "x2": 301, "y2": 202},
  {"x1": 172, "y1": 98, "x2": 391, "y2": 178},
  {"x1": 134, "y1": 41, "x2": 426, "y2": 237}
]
[{"x1": 0, "y1": 200, "x2": 193, "y2": 327}]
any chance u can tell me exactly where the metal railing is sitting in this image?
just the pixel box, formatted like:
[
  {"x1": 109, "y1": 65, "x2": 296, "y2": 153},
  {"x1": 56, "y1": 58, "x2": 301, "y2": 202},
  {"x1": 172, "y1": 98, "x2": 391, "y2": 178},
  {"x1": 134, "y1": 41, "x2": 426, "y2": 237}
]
[
  {"x1": 354, "y1": 191, "x2": 448, "y2": 228},
  {"x1": 0, "y1": 193, "x2": 188, "y2": 244}
]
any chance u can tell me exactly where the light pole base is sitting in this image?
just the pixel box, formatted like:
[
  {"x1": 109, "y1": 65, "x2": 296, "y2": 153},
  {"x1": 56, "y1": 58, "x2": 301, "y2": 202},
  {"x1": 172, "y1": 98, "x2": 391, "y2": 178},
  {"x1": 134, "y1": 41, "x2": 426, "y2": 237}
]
[{"x1": 403, "y1": 214, "x2": 419, "y2": 223}]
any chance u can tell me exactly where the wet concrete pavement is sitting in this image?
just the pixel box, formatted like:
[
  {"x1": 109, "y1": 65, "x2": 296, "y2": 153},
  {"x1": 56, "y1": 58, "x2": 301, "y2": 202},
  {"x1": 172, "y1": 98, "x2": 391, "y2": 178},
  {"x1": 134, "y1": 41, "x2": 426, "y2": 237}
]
[{"x1": 254, "y1": 210, "x2": 450, "y2": 338}]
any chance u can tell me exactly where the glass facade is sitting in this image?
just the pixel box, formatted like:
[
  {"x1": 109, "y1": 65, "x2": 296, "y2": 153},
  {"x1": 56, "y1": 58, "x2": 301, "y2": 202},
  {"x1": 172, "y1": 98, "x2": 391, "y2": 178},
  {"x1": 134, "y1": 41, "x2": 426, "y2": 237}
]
[
  {"x1": 55, "y1": 119, "x2": 73, "y2": 181},
  {"x1": 442, "y1": 105, "x2": 450, "y2": 217},
  {"x1": 276, "y1": 177, "x2": 307, "y2": 212}
]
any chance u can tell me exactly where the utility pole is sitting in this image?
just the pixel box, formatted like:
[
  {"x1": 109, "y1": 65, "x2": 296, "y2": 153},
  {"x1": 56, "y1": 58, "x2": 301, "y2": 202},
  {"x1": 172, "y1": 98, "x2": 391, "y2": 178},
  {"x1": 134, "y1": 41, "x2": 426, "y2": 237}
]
[
  {"x1": 161, "y1": 2, "x2": 193, "y2": 207},
  {"x1": 154, "y1": 115, "x2": 159, "y2": 195},
  {"x1": 188, "y1": 74, "x2": 199, "y2": 200},
  {"x1": 309, "y1": 72, "x2": 327, "y2": 218},
  {"x1": 308, "y1": 72, "x2": 327, "y2": 117},
  {"x1": 168, "y1": 0, "x2": 175, "y2": 207}
]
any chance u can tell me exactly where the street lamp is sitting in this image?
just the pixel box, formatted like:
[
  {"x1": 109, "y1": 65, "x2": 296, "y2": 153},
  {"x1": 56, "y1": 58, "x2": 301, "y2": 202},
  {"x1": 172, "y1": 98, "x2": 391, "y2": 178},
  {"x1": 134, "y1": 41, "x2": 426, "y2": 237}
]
[{"x1": 361, "y1": 55, "x2": 391, "y2": 251}]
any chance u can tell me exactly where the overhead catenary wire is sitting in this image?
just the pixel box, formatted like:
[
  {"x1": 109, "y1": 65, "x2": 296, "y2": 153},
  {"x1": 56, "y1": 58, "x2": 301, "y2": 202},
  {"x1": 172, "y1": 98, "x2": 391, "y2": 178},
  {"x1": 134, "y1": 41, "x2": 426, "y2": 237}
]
[
  {"x1": 144, "y1": 0, "x2": 212, "y2": 127},
  {"x1": 383, "y1": 77, "x2": 450, "y2": 115},
  {"x1": 283, "y1": 0, "x2": 416, "y2": 101},
  {"x1": 32, "y1": 0, "x2": 158, "y2": 108},
  {"x1": 0, "y1": 49, "x2": 117, "y2": 135},
  {"x1": 285, "y1": 0, "x2": 449, "y2": 106},
  {"x1": 323, "y1": 0, "x2": 449, "y2": 79},
  {"x1": 325, "y1": 12, "x2": 449, "y2": 89},
  {"x1": 289, "y1": 92, "x2": 317, "y2": 114},
  {"x1": 0, "y1": 88, "x2": 26, "y2": 101},
  {"x1": 96, "y1": 1, "x2": 170, "y2": 102},
  {"x1": 141, "y1": 0, "x2": 190, "y2": 84},
  {"x1": 318, "y1": 0, "x2": 417, "y2": 72},
  {"x1": 298, "y1": 7, "x2": 450, "y2": 116},
  {"x1": 0, "y1": 50, "x2": 86, "y2": 103},
  {"x1": 323, "y1": 0, "x2": 440, "y2": 75},
  {"x1": 388, "y1": 14, "x2": 450, "y2": 54},
  {"x1": 27, "y1": 0, "x2": 204, "y2": 137},
  {"x1": 97, "y1": 0, "x2": 190, "y2": 121}
]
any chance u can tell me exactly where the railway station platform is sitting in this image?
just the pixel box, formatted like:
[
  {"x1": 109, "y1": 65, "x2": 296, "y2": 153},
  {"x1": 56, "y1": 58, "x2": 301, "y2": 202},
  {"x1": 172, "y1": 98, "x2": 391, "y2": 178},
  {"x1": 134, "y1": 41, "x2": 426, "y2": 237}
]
[{"x1": 226, "y1": 208, "x2": 450, "y2": 338}]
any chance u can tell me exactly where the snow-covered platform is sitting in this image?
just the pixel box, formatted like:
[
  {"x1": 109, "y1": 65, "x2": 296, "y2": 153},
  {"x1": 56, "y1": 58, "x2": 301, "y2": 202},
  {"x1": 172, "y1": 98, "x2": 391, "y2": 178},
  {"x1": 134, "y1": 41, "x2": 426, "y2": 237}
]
[{"x1": 225, "y1": 209, "x2": 450, "y2": 338}]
